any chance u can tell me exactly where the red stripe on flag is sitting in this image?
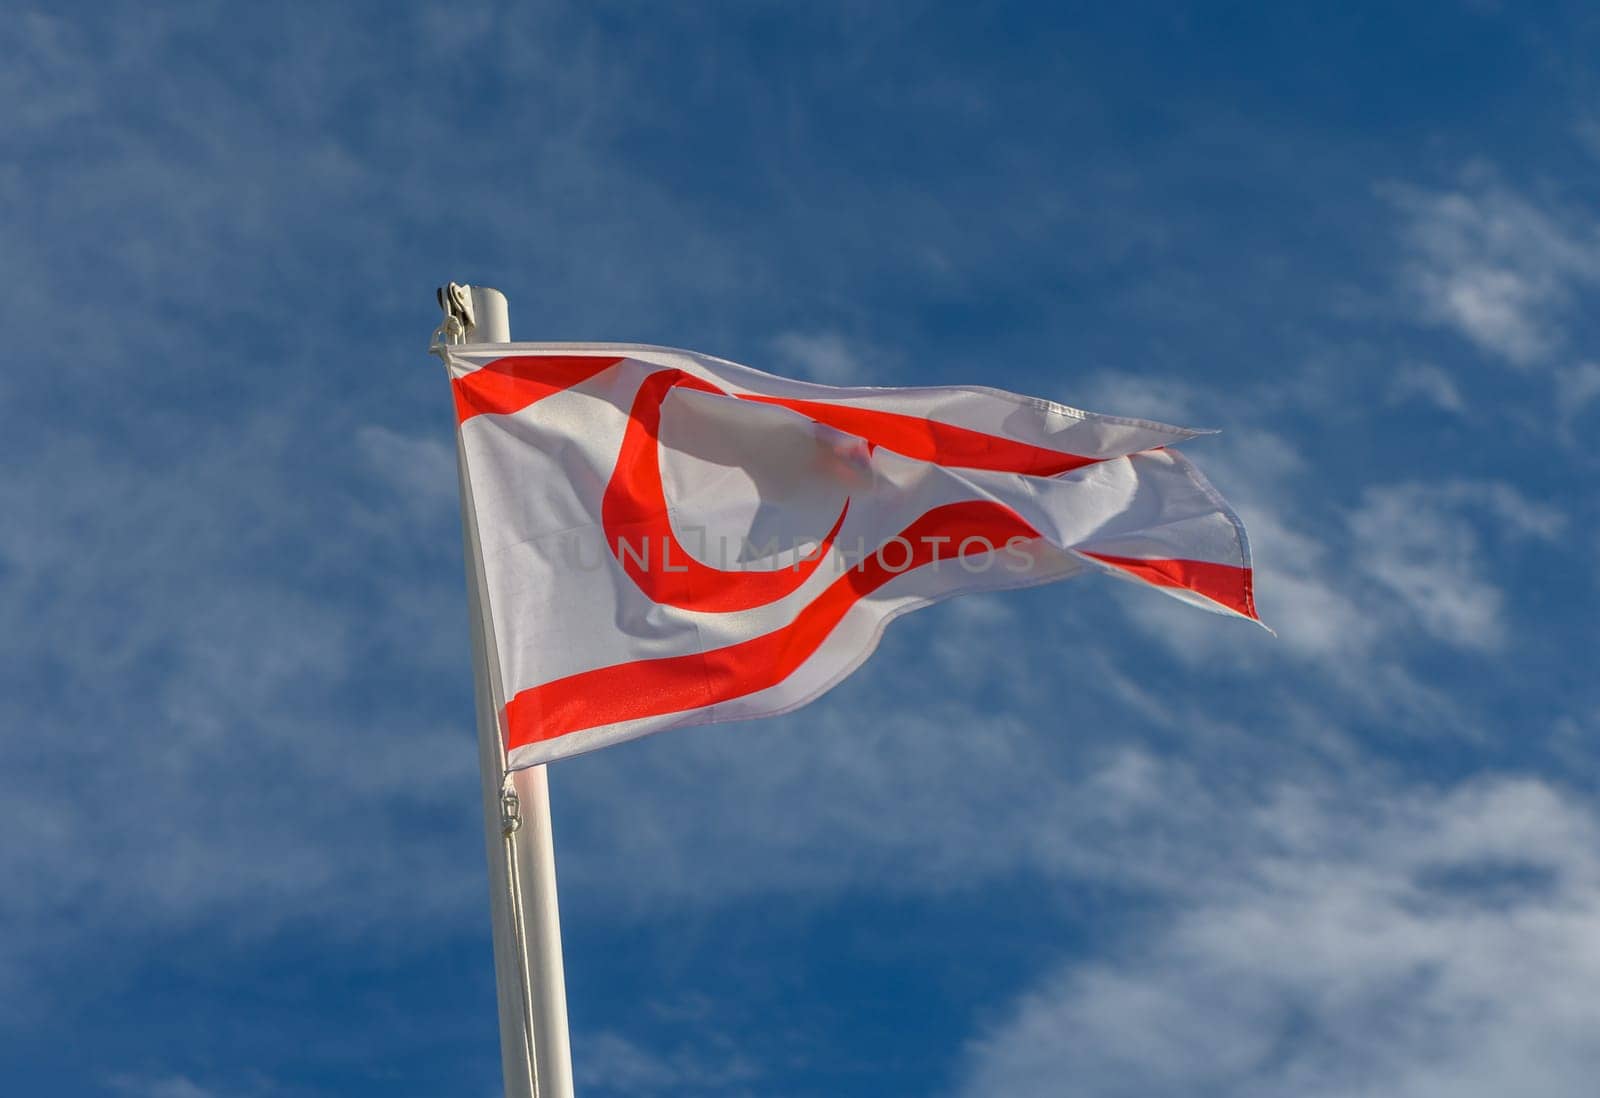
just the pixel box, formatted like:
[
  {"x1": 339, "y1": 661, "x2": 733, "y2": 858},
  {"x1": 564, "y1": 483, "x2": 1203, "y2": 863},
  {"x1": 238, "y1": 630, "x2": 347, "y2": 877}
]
[
  {"x1": 1080, "y1": 551, "x2": 1256, "y2": 620},
  {"x1": 505, "y1": 501, "x2": 1041, "y2": 749},
  {"x1": 453, "y1": 355, "x2": 623, "y2": 422},
  {"x1": 742, "y1": 395, "x2": 1097, "y2": 475},
  {"x1": 456, "y1": 358, "x2": 1100, "y2": 477},
  {"x1": 504, "y1": 522, "x2": 1253, "y2": 747}
]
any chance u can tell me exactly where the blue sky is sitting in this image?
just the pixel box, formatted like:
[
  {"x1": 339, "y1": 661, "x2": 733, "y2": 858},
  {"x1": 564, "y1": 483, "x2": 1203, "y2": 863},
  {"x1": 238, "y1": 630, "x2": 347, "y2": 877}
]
[{"x1": 4, "y1": 2, "x2": 1600, "y2": 1095}]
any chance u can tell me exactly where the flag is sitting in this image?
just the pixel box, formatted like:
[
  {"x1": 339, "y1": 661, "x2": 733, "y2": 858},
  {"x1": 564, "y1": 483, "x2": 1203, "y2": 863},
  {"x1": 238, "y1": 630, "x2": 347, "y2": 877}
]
[{"x1": 443, "y1": 343, "x2": 1257, "y2": 768}]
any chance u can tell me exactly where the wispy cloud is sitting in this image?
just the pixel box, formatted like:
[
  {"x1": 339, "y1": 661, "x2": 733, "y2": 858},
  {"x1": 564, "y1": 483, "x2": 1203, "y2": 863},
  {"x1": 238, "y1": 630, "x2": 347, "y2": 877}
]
[
  {"x1": 7, "y1": 2, "x2": 1600, "y2": 1093},
  {"x1": 958, "y1": 776, "x2": 1600, "y2": 1098},
  {"x1": 1387, "y1": 362, "x2": 1468, "y2": 415},
  {"x1": 770, "y1": 330, "x2": 886, "y2": 385},
  {"x1": 108, "y1": 1074, "x2": 236, "y2": 1098},
  {"x1": 1388, "y1": 176, "x2": 1600, "y2": 367},
  {"x1": 575, "y1": 1030, "x2": 759, "y2": 1097},
  {"x1": 1555, "y1": 361, "x2": 1600, "y2": 421},
  {"x1": 1349, "y1": 480, "x2": 1565, "y2": 651},
  {"x1": 0, "y1": 412, "x2": 485, "y2": 1002}
]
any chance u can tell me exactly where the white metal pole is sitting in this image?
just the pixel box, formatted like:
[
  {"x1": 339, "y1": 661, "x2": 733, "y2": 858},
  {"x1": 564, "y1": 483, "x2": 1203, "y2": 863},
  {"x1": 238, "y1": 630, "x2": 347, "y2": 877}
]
[{"x1": 451, "y1": 285, "x2": 576, "y2": 1098}]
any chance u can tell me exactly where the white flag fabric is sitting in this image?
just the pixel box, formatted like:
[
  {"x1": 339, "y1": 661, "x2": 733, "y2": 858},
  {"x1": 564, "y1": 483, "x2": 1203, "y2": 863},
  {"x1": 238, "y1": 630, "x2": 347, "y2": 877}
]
[{"x1": 443, "y1": 343, "x2": 1257, "y2": 769}]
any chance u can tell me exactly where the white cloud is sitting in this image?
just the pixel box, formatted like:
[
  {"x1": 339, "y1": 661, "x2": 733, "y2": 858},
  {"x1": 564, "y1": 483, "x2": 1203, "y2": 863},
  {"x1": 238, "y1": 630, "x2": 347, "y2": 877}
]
[
  {"x1": 1117, "y1": 401, "x2": 1562, "y2": 664},
  {"x1": 2, "y1": 12, "x2": 1593, "y2": 1092},
  {"x1": 0, "y1": 416, "x2": 487, "y2": 1002},
  {"x1": 1084, "y1": 390, "x2": 1562, "y2": 740},
  {"x1": 1555, "y1": 361, "x2": 1600, "y2": 416},
  {"x1": 1349, "y1": 487, "x2": 1505, "y2": 649},
  {"x1": 555, "y1": 693, "x2": 1244, "y2": 912},
  {"x1": 959, "y1": 777, "x2": 1600, "y2": 1098},
  {"x1": 770, "y1": 330, "x2": 881, "y2": 385},
  {"x1": 0, "y1": 12, "x2": 103, "y2": 133},
  {"x1": 108, "y1": 1075, "x2": 227, "y2": 1098},
  {"x1": 1389, "y1": 179, "x2": 1600, "y2": 366},
  {"x1": 1109, "y1": 425, "x2": 1373, "y2": 664},
  {"x1": 1349, "y1": 480, "x2": 1564, "y2": 650},
  {"x1": 575, "y1": 1031, "x2": 759, "y2": 1096},
  {"x1": 357, "y1": 424, "x2": 460, "y2": 522},
  {"x1": 1079, "y1": 373, "x2": 1207, "y2": 428},
  {"x1": 1387, "y1": 363, "x2": 1468, "y2": 415},
  {"x1": 1252, "y1": 511, "x2": 1380, "y2": 659}
]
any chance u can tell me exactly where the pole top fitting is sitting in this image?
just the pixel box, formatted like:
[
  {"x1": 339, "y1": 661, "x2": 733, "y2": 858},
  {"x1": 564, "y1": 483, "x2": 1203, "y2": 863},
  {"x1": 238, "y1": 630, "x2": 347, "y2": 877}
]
[
  {"x1": 429, "y1": 282, "x2": 475, "y2": 358},
  {"x1": 430, "y1": 282, "x2": 511, "y2": 358},
  {"x1": 439, "y1": 282, "x2": 476, "y2": 333}
]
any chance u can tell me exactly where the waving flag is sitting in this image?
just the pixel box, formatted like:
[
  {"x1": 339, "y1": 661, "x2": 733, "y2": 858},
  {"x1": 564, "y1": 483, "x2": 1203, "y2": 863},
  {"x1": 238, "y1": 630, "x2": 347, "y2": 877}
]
[{"x1": 443, "y1": 343, "x2": 1256, "y2": 768}]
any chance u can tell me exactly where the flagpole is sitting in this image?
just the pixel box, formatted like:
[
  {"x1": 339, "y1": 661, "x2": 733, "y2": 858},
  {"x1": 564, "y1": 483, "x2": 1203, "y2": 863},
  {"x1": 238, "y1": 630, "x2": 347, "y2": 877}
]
[{"x1": 446, "y1": 285, "x2": 575, "y2": 1098}]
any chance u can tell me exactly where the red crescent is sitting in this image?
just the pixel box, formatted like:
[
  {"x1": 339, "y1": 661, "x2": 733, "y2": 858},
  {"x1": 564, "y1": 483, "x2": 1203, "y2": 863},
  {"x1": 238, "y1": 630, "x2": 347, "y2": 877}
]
[{"x1": 601, "y1": 368, "x2": 851, "y2": 613}]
